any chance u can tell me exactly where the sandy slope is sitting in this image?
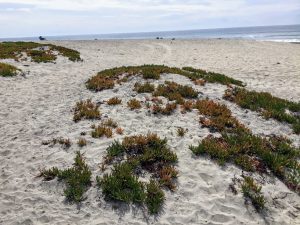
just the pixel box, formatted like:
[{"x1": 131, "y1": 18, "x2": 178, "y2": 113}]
[{"x1": 0, "y1": 39, "x2": 299, "y2": 225}]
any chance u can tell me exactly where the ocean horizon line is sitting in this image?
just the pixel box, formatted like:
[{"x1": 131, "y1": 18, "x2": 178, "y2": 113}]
[{"x1": 1, "y1": 24, "x2": 300, "y2": 42}]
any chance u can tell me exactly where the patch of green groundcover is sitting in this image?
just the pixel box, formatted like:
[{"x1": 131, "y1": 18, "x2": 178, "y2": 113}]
[
  {"x1": 0, "y1": 41, "x2": 81, "y2": 62},
  {"x1": 190, "y1": 99, "x2": 300, "y2": 195},
  {"x1": 39, "y1": 151, "x2": 92, "y2": 203},
  {"x1": 97, "y1": 133, "x2": 177, "y2": 214},
  {"x1": 86, "y1": 65, "x2": 244, "y2": 92},
  {"x1": 0, "y1": 62, "x2": 19, "y2": 77},
  {"x1": 224, "y1": 87, "x2": 300, "y2": 134}
]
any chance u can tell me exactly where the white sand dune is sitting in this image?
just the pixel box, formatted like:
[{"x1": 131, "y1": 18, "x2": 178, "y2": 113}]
[{"x1": 0, "y1": 40, "x2": 299, "y2": 225}]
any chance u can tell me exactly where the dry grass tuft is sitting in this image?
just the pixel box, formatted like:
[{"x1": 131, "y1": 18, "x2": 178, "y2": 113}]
[
  {"x1": 134, "y1": 82, "x2": 155, "y2": 93},
  {"x1": 177, "y1": 127, "x2": 187, "y2": 137},
  {"x1": 102, "y1": 118, "x2": 118, "y2": 128},
  {"x1": 127, "y1": 99, "x2": 142, "y2": 110},
  {"x1": 154, "y1": 81, "x2": 198, "y2": 104},
  {"x1": 194, "y1": 99, "x2": 248, "y2": 132},
  {"x1": 86, "y1": 76, "x2": 115, "y2": 92},
  {"x1": 91, "y1": 125, "x2": 113, "y2": 138},
  {"x1": 194, "y1": 79, "x2": 206, "y2": 86},
  {"x1": 107, "y1": 97, "x2": 122, "y2": 105},
  {"x1": 42, "y1": 137, "x2": 71, "y2": 149},
  {"x1": 73, "y1": 99, "x2": 101, "y2": 122},
  {"x1": 77, "y1": 138, "x2": 87, "y2": 147},
  {"x1": 181, "y1": 100, "x2": 194, "y2": 113},
  {"x1": 116, "y1": 127, "x2": 124, "y2": 135},
  {"x1": 152, "y1": 103, "x2": 177, "y2": 115},
  {"x1": 241, "y1": 176, "x2": 265, "y2": 211}
]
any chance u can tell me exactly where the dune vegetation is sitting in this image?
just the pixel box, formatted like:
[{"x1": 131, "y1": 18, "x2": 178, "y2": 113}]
[{"x1": 0, "y1": 41, "x2": 81, "y2": 63}]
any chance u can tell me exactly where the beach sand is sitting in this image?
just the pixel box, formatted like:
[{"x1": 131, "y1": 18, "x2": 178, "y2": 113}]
[{"x1": 0, "y1": 39, "x2": 299, "y2": 225}]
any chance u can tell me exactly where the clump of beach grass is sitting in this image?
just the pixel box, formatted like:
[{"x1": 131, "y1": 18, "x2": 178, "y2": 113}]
[
  {"x1": 97, "y1": 162, "x2": 146, "y2": 203},
  {"x1": 224, "y1": 87, "x2": 300, "y2": 134},
  {"x1": 152, "y1": 103, "x2": 177, "y2": 115},
  {"x1": 241, "y1": 176, "x2": 266, "y2": 211},
  {"x1": 86, "y1": 65, "x2": 244, "y2": 93},
  {"x1": 77, "y1": 138, "x2": 87, "y2": 147},
  {"x1": 127, "y1": 99, "x2": 142, "y2": 110},
  {"x1": 177, "y1": 127, "x2": 187, "y2": 137},
  {"x1": 102, "y1": 118, "x2": 118, "y2": 128},
  {"x1": 190, "y1": 99, "x2": 300, "y2": 193},
  {"x1": 0, "y1": 41, "x2": 81, "y2": 62},
  {"x1": 181, "y1": 100, "x2": 194, "y2": 113},
  {"x1": 182, "y1": 66, "x2": 244, "y2": 86},
  {"x1": 42, "y1": 137, "x2": 71, "y2": 149},
  {"x1": 86, "y1": 76, "x2": 115, "y2": 92},
  {"x1": 153, "y1": 81, "x2": 198, "y2": 104},
  {"x1": 91, "y1": 125, "x2": 113, "y2": 138},
  {"x1": 98, "y1": 133, "x2": 178, "y2": 214},
  {"x1": 116, "y1": 127, "x2": 124, "y2": 135},
  {"x1": 39, "y1": 151, "x2": 91, "y2": 203},
  {"x1": 134, "y1": 82, "x2": 155, "y2": 93},
  {"x1": 193, "y1": 99, "x2": 248, "y2": 133},
  {"x1": 73, "y1": 99, "x2": 101, "y2": 122},
  {"x1": 146, "y1": 180, "x2": 165, "y2": 214},
  {"x1": 27, "y1": 49, "x2": 57, "y2": 63},
  {"x1": 107, "y1": 97, "x2": 122, "y2": 105},
  {"x1": 0, "y1": 62, "x2": 19, "y2": 77}
]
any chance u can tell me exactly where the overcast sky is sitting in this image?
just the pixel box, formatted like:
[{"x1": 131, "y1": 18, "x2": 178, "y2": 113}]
[{"x1": 1, "y1": 0, "x2": 299, "y2": 38}]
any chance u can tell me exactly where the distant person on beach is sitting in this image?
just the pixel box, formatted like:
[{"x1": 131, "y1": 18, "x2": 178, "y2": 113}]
[{"x1": 39, "y1": 36, "x2": 46, "y2": 41}]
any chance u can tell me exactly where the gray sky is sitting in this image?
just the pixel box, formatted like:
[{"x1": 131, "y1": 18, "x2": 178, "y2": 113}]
[{"x1": 1, "y1": 0, "x2": 299, "y2": 38}]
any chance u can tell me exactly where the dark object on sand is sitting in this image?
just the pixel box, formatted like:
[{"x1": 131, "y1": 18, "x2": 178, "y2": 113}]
[
  {"x1": 39, "y1": 36, "x2": 46, "y2": 41},
  {"x1": 172, "y1": 38, "x2": 175, "y2": 40},
  {"x1": 156, "y1": 37, "x2": 160, "y2": 40}
]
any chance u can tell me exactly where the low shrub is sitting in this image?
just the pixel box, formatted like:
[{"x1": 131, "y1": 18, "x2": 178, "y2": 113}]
[
  {"x1": 39, "y1": 151, "x2": 91, "y2": 203},
  {"x1": 27, "y1": 50, "x2": 57, "y2": 63},
  {"x1": 152, "y1": 103, "x2": 177, "y2": 115},
  {"x1": 146, "y1": 180, "x2": 165, "y2": 214},
  {"x1": 241, "y1": 176, "x2": 265, "y2": 211},
  {"x1": 127, "y1": 99, "x2": 142, "y2": 110},
  {"x1": 91, "y1": 125, "x2": 113, "y2": 138},
  {"x1": 98, "y1": 133, "x2": 178, "y2": 214},
  {"x1": 153, "y1": 81, "x2": 198, "y2": 104},
  {"x1": 77, "y1": 138, "x2": 87, "y2": 147},
  {"x1": 0, "y1": 62, "x2": 19, "y2": 77},
  {"x1": 73, "y1": 99, "x2": 100, "y2": 122},
  {"x1": 116, "y1": 127, "x2": 124, "y2": 135},
  {"x1": 181, "y1": 100, "x2": 194, "y2": 113},
  {"x1": 0, "y1": 41, "x2": 81, "y2": 62},
  {"x1": 97, "y1": 162, "x2": 146, "y2": 203},
  {"x1": 102, "y1": 118, "x2": 118, "y2": 128},
  {"x1": 224, "y1": 87, "x2": 300, "y2": 134},
  {"x1": 134, "y1": 82, "x2": 155, "y2": 93},
  {"x1": 42, "y1": 137, "x2": 71, "y2": 149},
  {"x1": 177, "y1": 127, "x2": 187, "y2": 137},
  {"x1": 86, "y1": 76, "x2": 115, "y2": 92},
  {"x1": 107, "y1": 97, "x2": 122, "y2": 105}
]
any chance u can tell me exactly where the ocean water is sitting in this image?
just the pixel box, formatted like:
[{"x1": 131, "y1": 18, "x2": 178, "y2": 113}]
[{"x1": 2, "y1": 24, "x2": 300, "y2": 42}]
